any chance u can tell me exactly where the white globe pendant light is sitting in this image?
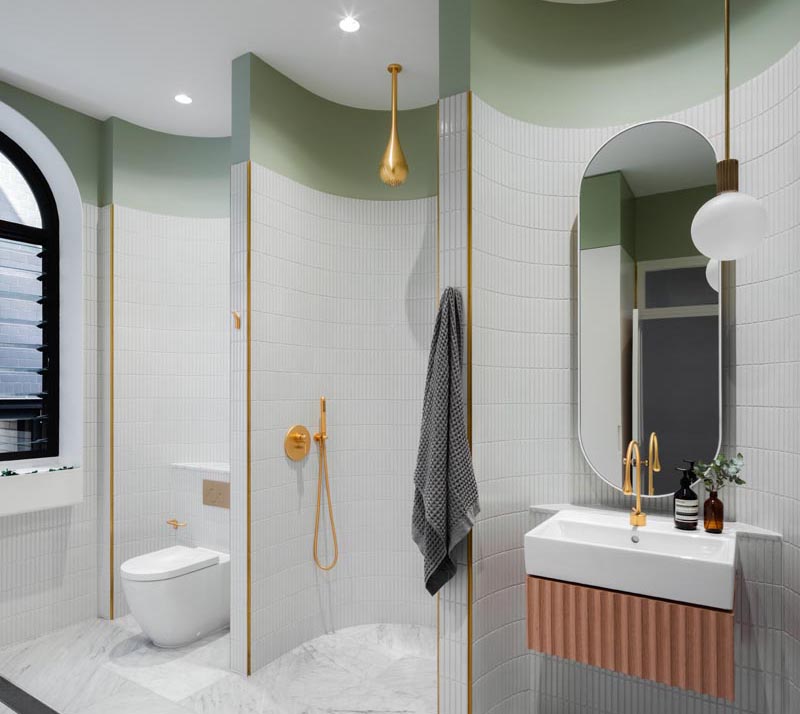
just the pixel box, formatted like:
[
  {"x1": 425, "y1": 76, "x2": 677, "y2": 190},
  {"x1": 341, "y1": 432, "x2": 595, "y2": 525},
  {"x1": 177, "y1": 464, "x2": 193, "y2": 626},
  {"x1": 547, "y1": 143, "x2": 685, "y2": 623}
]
[
  {"x1": 691, "y1": 0, "x2": 767, "y2": 261},
  {"x1": 705, "y1": 259, "x2": 720, "y2": 293},
  {"x1": 693, "y1": 190, "x2": 767, "y2": 261}
]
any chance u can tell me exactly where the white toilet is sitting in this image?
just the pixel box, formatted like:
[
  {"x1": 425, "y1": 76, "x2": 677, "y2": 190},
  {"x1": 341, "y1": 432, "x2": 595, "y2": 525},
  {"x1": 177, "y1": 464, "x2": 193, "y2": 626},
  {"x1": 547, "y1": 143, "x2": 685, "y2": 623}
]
[{"x1": 121, "y1": 545, "x2": 230, "y2": 648}]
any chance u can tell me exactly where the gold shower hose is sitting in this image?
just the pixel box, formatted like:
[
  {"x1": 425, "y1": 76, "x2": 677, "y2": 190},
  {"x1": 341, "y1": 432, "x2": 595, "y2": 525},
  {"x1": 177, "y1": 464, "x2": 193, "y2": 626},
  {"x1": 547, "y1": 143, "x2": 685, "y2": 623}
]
[{"x1": 313, "y1": 396, "x2": 339, "y2": 571}]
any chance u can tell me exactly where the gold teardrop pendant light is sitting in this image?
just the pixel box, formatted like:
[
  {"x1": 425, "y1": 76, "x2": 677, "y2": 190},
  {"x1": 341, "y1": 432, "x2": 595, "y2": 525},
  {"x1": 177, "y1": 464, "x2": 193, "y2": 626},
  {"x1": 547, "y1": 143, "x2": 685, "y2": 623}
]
[{"x1": 379, "y1": 63, "x2": 409, "y2": 187}]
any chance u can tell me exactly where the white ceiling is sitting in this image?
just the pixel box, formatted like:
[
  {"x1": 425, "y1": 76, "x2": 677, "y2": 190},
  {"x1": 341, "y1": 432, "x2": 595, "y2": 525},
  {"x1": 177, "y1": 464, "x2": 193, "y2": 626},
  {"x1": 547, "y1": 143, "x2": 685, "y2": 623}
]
[
  {"x1": 0, "y1": 0, "x2": 439, "y2": 137},
  {"x1": 585, "y1": 122, "x2": 717, "y2": 197}
]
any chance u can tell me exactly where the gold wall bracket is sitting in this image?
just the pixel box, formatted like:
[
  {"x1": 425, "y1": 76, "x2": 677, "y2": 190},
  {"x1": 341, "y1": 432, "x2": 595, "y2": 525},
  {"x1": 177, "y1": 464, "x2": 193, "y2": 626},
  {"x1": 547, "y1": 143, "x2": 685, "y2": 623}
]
[{"x1": 285, "y1": 425, "x2": 311, "y2": 461}]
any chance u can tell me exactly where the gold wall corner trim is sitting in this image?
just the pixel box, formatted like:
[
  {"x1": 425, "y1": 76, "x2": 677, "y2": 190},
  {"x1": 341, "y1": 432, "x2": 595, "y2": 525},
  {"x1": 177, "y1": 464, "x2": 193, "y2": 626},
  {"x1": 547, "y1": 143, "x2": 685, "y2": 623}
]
[
  {"x1": 466, "y1": 91, "x2": 473, "y2": 447},
  {"x1": 436, "y1": 101, "x2": 441, "y2": 306},
  {"x1": 466, "y1": 89, "x2": 473, "y2": 714},
  {"x1": 436, "y1": 592, "x2": 441, "y2": 714},
  {"x1": 246, "y1": 160, "x2": 253, "y2": 676},
  {"x1": 109, "y1": 203, "x2": 115, "y2": 621},
  {"x1": 435, "y1": 100, "x2": 441, "y2": 714}
]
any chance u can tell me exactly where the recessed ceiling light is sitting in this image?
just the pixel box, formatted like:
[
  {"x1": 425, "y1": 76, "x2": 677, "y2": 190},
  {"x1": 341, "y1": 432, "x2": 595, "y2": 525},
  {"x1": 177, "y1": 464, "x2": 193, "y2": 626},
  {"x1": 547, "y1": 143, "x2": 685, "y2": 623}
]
[
  {"x1": 338, "y1": 15, "x2": 360, "y2": 33},
  {"x1": 174, "y1": 93, "x2": 193, "y2": 105}
]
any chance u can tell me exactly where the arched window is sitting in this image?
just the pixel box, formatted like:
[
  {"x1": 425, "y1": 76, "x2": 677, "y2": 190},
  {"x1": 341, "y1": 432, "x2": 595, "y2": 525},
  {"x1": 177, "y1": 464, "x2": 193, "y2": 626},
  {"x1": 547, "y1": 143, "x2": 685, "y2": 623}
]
[{"x1": 0, "y1": 130, "x2": 59, "y2": 459}]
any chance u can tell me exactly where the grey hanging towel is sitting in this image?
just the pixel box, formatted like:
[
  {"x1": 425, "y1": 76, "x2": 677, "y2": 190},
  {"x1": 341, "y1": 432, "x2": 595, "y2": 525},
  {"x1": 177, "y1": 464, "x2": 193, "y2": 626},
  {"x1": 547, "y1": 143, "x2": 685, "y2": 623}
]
[{"x1": 412, "y1": 287, "x2": 480, "y2": 595}]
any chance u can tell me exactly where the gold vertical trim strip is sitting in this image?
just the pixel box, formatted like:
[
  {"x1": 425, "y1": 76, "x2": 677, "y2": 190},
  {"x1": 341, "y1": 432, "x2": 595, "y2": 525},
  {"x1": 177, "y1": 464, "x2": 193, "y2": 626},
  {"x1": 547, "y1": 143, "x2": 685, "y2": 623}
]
[
  {"x1": 466, "y1": 90, "x2": 474, "y2": 714},
  {"x1": 436, "y1": 101, "x2": 441, "y2": 304},
  {"x1": 109, "y1": 203, "x2": 115, "y2": 621},
  {"x1": 724, "y1": 0, "x2": 730, "y2": 161},
  {"x1": 246, "y1": 161, "x2": 253, "y2": 675},
  {"x1": 436, "y1": 591, "x2": 441, "y2": 714},
  {"x1": 435, "y1": 98, "x2": 441, "y2": 714},
  {"x1": 466, "y1": 92, "x2": 473, "y2": 446}
]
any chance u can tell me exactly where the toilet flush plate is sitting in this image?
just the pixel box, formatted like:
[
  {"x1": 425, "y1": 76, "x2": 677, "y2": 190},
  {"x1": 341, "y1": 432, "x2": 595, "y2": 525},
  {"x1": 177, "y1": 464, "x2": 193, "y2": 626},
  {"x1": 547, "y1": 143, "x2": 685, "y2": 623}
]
[{"x1": 203, "y1": 479, "x2": 230, "y2": 509}]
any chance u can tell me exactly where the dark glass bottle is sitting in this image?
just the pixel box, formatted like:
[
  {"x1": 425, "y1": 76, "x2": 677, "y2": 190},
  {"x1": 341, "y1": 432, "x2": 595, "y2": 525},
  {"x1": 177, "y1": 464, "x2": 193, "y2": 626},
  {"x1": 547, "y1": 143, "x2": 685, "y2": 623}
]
[
  {"x1": 704, "y1": 491, "x2": 724, "y2": 533},
  {"x1": 673, "y1": 464, "x2": 698, "y2": 530}
]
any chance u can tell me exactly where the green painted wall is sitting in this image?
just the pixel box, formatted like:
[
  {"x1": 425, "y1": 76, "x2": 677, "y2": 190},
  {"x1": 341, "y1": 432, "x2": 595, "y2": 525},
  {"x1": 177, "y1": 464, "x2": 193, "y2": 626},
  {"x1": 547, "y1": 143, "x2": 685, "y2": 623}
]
[
  {"x1": 635, "y1": 185, "x2": 715, "y2": 261},
  {"x1": 440, "y1": 0, "x2": 471, "y2": 98},
  {"x1": 1, "y1": 81, "x2": 230, "y2": 215},
  {"x1": 580, "y1": 172, "x2": 634, "y2": 256},
  {"x1": 101, "y1": 118, "x2": 230, "y2": 217},
  {"x1": 471, "y1": 0, "x2": 800, "y2": 126},
  {"x1": 233, "y1": 54, "x2": 437, "y2": 200},
  {"x1": 581, "y1": 176, "x2": 715, "y2": 261},
  {"x1": 0, "y1": 80, "x2": 103, "y2": 204}
]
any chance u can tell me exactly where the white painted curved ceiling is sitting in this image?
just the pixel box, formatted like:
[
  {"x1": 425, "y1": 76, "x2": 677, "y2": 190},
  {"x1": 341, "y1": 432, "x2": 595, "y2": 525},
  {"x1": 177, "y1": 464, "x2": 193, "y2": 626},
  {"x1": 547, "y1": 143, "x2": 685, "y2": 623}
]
[{"x1": 0, "y1": 0, "x2": 439, "y2": 137}]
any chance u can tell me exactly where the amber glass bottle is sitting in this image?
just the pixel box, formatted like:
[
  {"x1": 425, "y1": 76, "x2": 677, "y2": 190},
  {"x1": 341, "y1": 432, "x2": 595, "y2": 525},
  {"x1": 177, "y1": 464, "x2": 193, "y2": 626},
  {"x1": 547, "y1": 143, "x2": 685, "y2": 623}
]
[{"x1": 704, "y1": 491, "x2": 724, "y2": 533}]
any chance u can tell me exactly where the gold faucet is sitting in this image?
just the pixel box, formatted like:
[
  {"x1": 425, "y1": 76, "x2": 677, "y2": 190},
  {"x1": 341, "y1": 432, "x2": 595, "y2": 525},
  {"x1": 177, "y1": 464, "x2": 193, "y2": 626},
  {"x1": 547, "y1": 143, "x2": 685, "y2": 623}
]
[
  {"x1": 647, "y1": 431, "x2": 661, "y2": 495},
  {"x1": 623, "y1": 440, "x2": 646, "y2": 526},
  {"x1": 166, "y1": 518, "x2": 186, "y2": 530}
]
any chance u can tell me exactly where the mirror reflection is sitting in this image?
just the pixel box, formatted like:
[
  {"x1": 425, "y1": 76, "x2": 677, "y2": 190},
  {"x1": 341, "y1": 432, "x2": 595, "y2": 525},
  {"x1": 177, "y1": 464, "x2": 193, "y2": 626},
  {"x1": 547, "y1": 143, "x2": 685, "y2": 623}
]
[{"x1": 578, "y1": 121, "x2": 720, "y2": 496}]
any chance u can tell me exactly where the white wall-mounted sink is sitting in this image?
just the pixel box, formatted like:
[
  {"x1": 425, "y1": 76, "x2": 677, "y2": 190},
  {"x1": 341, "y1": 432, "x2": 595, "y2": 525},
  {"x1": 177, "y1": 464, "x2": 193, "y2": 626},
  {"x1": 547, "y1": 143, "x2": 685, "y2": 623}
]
[{"x1": 524, "y1": 509, "x2": 736, "y2": 610}]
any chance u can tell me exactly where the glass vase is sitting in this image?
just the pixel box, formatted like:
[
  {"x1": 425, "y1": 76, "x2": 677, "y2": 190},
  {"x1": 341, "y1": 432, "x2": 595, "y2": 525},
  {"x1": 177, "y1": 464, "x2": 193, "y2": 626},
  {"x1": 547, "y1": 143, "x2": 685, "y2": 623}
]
[{"x1": 704, "y1": 490, "x2": 724, "y2": 533}]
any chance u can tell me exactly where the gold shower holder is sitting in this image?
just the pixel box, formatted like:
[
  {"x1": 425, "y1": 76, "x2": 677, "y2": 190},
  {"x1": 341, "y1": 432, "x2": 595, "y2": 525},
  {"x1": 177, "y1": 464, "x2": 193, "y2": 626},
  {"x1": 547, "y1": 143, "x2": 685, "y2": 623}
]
[{"x1": 284, "y1": 425, "x2": 311, "y2": 461}]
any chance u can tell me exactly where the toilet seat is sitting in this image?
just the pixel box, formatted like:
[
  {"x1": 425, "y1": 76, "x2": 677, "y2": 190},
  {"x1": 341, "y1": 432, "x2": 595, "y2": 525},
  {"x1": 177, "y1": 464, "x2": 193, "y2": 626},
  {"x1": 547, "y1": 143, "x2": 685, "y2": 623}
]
[{"x1": 121, "y1": 545, "x2": 220, "y2": 582}]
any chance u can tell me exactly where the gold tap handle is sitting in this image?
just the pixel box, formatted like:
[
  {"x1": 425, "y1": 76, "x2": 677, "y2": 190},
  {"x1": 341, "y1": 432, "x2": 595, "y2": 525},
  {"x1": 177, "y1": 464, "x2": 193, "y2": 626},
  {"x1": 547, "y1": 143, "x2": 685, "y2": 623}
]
[
  {"x1": 166, "y1": 518, "x2": 186, "y2": 529},
  {"x1": 648, "y1": 431, "x2": 661, "y2": 495},
  {"x1": 623, "y1": 440, "x2": 635, "y2": 495}
]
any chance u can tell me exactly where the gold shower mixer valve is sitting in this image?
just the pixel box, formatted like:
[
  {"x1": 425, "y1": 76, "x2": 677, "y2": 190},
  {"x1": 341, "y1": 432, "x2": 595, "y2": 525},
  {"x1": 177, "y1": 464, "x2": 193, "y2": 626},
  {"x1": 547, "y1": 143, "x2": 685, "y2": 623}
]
[{"x1": 284, "y1": 425, "x2": 311, "y2": 461}]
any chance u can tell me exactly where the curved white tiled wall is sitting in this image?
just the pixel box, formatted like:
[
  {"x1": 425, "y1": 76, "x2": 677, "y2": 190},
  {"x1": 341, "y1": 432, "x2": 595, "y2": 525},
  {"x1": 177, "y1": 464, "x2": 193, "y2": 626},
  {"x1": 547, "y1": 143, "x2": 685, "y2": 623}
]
[
  {"x1": 471, "y1": 41, "x2": 799, "y2": 714},
  {"x1": 0, "y1": 204, "x2": 99, "y2": 647},
  {"x1": 238, "y1": 163, "x2": 437, "y2": 672}
]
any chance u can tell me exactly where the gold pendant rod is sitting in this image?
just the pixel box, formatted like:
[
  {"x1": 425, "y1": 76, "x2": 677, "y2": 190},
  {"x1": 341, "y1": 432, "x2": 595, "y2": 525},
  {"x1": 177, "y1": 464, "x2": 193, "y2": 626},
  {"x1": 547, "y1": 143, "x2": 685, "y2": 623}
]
[
  {"x1": 716, "y1": 0, "x2": 738, "y2": 194},
  {"x1": 724, "y1": 0, "x2": 730, "y2": 161},
  {"x1": 379, "y1": 63, "x2": 409, "y2": 187}
]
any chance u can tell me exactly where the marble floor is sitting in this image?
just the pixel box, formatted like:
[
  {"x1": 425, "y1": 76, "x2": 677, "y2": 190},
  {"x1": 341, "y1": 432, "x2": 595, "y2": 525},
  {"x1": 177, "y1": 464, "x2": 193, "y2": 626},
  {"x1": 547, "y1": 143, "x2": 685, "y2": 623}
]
[{"x1": 0, "y1": 618, "x2": 436, "y2": 714}]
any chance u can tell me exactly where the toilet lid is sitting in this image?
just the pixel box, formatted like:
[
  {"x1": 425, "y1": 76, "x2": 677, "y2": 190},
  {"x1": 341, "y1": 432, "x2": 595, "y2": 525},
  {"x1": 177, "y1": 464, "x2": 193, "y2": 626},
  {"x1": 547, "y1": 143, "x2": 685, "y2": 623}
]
[{"x1": 121, "y1": 546, "x2": 220, "y2": 582}]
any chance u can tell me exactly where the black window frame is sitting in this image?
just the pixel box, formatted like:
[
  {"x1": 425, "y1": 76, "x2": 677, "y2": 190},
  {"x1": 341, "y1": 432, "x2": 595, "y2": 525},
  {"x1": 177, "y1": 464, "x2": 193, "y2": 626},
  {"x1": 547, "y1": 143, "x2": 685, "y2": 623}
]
[{"x1": 0, "y1": 130, "x2": 59, "y2": 460}]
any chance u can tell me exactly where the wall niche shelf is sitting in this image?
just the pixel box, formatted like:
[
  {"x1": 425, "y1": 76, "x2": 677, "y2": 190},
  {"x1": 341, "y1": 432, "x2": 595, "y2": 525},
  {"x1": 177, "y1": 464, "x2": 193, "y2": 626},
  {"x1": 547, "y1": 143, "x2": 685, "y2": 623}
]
[{"x1": 0, "y1": 468, "x2": 83, "y2": 517}]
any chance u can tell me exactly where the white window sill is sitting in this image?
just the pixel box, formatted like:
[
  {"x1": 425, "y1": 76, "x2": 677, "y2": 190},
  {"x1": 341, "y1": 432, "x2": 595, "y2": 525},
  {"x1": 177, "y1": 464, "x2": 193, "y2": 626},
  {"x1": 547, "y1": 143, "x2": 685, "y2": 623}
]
[{"x1": 0, "y1": 466, "x2": 83, "y2": 517}]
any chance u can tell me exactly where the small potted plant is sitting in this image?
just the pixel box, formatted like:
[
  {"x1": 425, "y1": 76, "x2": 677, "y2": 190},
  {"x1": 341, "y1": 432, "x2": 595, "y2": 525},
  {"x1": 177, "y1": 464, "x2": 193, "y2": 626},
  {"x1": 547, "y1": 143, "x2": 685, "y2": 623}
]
[{"x1": 692, "y1": 453, "x2": 745, "y2": 533}]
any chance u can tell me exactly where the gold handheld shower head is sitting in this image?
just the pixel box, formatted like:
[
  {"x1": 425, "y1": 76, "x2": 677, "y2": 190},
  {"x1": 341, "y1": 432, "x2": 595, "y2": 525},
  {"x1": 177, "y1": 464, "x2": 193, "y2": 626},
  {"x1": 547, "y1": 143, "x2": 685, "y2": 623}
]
[{"x1": 318, "y1": 396, "x2": 327, "y2": 440}]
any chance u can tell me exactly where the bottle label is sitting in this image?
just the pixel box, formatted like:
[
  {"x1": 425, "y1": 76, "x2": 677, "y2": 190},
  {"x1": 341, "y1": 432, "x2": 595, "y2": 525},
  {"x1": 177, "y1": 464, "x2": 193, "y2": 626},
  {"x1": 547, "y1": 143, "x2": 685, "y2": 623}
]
[{"x1": 675, "y1": 498, "x2": 699, "y2": 523}]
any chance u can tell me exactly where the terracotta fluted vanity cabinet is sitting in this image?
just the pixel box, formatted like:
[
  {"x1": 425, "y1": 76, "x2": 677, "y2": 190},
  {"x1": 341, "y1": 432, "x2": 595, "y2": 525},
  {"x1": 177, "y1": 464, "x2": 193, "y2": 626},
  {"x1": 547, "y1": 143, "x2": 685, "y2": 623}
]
[{"x1": 527, "y1": 575, "x2": 734, "y2": 701}]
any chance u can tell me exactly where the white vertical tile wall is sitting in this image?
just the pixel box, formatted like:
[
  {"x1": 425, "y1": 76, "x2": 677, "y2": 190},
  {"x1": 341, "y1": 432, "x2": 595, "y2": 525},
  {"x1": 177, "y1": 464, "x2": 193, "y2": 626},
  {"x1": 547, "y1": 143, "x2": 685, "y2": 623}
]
[
  {"x1": 97, "y1": 205, "x2": 112, "y2": 620},
  {"x1": 229, "y1": 161, "x2": 249, "y2": 675},
  {"x1": 169, "y1": 463, "x2": 230, "y2": 553},
  {"x1": 0, "y1": 203, "x2": 99, "y2": 647},
  {"x1": 467, "y1": 41, "x2": 800, "y2": 714},
  {"x1": 437, "y1": 92, "x2": 471, "y2": 714},
  {"x1": 111, "y1": 206, "x2": 229, "y2": 617},
  {"x1": 243, "y1": 162, "x2": 437, "y2": 673}
]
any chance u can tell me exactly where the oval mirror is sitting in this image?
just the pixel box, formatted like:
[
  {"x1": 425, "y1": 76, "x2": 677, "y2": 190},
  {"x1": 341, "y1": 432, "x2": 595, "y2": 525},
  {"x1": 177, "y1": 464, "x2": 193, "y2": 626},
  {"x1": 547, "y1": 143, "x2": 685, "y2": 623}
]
[{"x1": 578, "y1": 121, "x2": 720, "y2": 496}]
